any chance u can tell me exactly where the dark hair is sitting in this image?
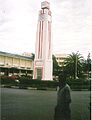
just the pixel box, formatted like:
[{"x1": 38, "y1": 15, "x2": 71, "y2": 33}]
[
  {"x1": 58, "y1": 72, "x2": 66, "y2": 86},
  {"x1": 58, "y1": 72, "x2": 66, "y2": 81}
]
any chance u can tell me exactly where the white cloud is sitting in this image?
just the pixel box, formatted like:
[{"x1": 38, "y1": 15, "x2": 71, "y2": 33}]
[{"x1": 0, "y1": 0, "x2": 92, "y2": 57}]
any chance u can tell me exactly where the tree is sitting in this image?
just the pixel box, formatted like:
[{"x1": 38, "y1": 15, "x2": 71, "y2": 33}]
[
  {"x1": 82, "y1": 53, "x2": 91, "y2": 79},
  {"x1": 63, "y1": 52, "x2": 84, "y2": 79},
  {"x1": 86, "y1": 53, "x2": 91, "y2": 78},
  {"x1": 31, "y1": 53, "x2": 35, "y2": 60},
  {"x1": 52, "y1": 55, "x2": 61, "y2": 79}
]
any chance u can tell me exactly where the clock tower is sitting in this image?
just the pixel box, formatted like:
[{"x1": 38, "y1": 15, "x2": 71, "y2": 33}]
[{"x1": 33, "y1": 1, "x2": 53, "y2": 80}]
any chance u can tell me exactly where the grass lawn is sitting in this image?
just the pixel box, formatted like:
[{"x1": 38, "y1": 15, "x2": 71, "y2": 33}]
[{"x1": 1, "y1": 88, "x2": 91, "y2": 120}]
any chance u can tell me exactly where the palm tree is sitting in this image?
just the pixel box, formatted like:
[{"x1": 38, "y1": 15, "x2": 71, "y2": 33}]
[{"x1": 63, "y1": 52, "x2": 84, "y2": 79}]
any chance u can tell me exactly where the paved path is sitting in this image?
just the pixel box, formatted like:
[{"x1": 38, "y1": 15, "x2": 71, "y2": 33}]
[{"x1": 1, "y1": 88, "x2": 91, "y2": 120}]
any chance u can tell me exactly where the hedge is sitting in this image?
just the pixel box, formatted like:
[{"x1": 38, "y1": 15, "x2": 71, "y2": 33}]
[{"x1": 1, "y1": 76, "x2": 91, "y2": 90}]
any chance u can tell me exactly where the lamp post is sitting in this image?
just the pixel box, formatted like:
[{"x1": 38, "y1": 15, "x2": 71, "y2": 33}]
[{"x1": 75, "y1": 51, "x2": 79, "y2": 79}]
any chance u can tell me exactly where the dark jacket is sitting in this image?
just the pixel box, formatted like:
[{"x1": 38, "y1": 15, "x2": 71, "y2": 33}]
[
  {"x1": 57, "y1": 84, "x2": 71, "y2": 108},
  {"x1": 54, "y1": 84, "x2": 71, "y2": 120}
]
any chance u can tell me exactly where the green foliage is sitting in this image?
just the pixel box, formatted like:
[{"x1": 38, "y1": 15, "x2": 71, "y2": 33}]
[
  {"x1": 18, "y1": 77, "x2": 58, "y2": 89},
  {"x1": 17, "y1": 76, "x2": 91, "y2": 90},
  {"x1": 82, "y1": 53, "x2": 91, "y2": 79},
  {"x1": 53, "y1": 52, "x2": 91, "y2": 80},
  {"x1": 52, "y1": 55, "x2": 61, "y2": 77},
  {"x1": 62, "y1": 52, "x2": 85, "y2": 79},
  {"x1": 31, "y1": 53, "x2": 35, "y2": 60},
  {"x1": 1, "y1": 76, "x2": 18, "y2": 84},
  {"x1": 1, "y1": 75, "x2": 91, "y2": 91},
  {"x1": 66, "y1": 78, "x2": 91, "y2": 90}
]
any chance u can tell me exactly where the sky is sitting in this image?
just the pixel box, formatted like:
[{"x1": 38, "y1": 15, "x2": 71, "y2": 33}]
[{"x1": 0, "y1": 0, "x2": 92, "y2": 58}]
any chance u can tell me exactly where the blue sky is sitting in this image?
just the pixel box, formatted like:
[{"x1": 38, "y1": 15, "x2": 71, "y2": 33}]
[{"x1": 0, "y1": 0, "x2": 92, "y2": 58}]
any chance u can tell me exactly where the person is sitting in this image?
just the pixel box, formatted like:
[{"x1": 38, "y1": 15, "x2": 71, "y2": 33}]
[{"x1": 54, "y1": 73, "x2": 71, "y2": 120}]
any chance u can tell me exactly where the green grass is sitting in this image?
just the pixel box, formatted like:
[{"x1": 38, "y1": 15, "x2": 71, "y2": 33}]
[{"x1": 1, "y1": 88, "x2": 91, "y2": 120}]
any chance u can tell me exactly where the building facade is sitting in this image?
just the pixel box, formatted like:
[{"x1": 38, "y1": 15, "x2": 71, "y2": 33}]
[
  {"x1": 0, "y1": 51, "x2": 68, "y2": 78},
  {"x1": 0, "y1": 51, "x2": 33, "y2": 77},
  {"x1": 55, "y1": 54, "x2": 68, "y2": 67}
]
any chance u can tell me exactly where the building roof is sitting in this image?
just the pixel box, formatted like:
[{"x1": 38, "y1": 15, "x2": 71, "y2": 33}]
[
  {"x1": 54, "y1": 53, "x2": 68, "y2": 58},
  {"x1": 0, "y1": 51, "x2": 33, "y2": 60}
]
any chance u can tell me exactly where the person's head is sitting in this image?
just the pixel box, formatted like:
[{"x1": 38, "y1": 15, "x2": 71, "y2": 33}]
[{"x1": 58, "y1": 72, "x2": 66, "y2": 87}]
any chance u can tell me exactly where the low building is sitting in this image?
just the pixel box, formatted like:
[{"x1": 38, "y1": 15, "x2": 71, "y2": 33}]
[
  {"x1": 0, "y1": 51, "x2": 33, "y2": 77},
  {"x1": 54, "y1": 53, "x2": 68, "y2": 67}
]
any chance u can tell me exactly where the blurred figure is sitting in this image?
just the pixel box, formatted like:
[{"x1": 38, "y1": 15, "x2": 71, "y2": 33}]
[{"x1": 54, "y1": 73, "x2": 71, "y2": 120}]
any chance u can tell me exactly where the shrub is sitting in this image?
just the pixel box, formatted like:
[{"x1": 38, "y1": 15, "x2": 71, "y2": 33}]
[{"x1": 1, "y1": 76, "x2": 91, "y2": 91}]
